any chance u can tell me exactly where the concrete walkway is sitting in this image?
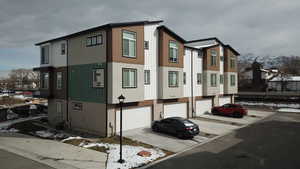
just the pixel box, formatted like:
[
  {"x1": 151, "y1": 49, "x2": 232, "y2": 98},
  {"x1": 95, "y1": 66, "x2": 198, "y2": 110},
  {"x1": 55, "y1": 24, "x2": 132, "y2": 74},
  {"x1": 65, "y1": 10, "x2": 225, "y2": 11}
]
[
  {"x1": 190, "y1": 119, "x2": 240, "y2": 135},
  {"x1": 0, "y1": 132, "x2": 107, "y2": 169}
]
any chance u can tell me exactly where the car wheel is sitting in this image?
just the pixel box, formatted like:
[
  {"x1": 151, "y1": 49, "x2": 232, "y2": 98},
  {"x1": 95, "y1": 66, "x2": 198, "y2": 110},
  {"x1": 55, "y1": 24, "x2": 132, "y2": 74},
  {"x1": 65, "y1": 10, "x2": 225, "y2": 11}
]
[
  {"x1": 212, "y1": 109, "x2": 219, "y2": 115},
  {"x1": 233, "y1": 112, "x2": 243, "y2": 118},
  {"x1": 177, "y1": 132, "x2": 185, "y2": 139},
  {"x1": 152, "y1": 125, "x2": 159, "y2": 132}
]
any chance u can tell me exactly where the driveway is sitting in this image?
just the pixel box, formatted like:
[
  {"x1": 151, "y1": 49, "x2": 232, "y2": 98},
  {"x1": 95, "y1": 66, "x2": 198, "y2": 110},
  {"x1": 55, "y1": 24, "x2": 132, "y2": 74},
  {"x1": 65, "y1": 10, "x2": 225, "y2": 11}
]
[{"x1": 123, "y1": 127, "x2": 210, "y2": 152}]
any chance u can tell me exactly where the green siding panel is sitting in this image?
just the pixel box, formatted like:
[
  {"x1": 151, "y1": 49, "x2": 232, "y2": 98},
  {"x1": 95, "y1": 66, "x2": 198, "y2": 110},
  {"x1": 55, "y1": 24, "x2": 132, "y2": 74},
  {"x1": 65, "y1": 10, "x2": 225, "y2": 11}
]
[{"x1": 69, "y1": 63, "x2": 106, "y2": 103}]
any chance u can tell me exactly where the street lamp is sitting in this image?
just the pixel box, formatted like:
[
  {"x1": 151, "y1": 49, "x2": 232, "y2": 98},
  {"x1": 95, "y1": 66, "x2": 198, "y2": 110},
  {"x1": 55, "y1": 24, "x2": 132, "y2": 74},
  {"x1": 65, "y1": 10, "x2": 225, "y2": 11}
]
[{"x1": 118, "y1": 94, "x2": 125, "y2": 163}]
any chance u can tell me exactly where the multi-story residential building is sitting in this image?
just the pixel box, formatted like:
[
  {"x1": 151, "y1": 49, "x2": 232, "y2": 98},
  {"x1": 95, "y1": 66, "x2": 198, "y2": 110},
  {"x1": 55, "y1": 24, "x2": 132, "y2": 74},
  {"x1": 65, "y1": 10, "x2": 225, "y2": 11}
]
[{"x1": 34, "y1": 20, "x2": 239, "y2": 137}]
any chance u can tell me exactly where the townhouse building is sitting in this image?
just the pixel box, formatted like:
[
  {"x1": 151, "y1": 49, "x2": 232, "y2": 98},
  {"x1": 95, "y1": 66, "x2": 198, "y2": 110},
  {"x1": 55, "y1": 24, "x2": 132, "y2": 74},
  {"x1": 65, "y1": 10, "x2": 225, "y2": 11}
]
[{"x1": 34, "y1": 20, "x2": 239, "y2": 137}]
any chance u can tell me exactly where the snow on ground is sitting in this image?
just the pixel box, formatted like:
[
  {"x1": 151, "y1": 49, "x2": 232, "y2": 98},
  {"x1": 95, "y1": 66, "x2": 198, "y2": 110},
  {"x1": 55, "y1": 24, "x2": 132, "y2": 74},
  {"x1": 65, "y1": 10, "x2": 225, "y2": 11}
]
[
  {"x1": 236, "y1": 101, "x2": 300, "y2": 109},
  {"x1": 277, "y1": 108, "x2": 300, "y2": 113},
  {"x1": 0, "y1": 115, "x2": 47, "y2": 129},
  {"x1": 61, "y1": 136, "x2": 83, "y2": 142},
  {"x1": 83, "y1": 142, "x2": 165, "y2": 169},
  {"x1": 34, "y1": 130, "x2": 69, "y2": 139},
  {"x1": 6, "y1": 109, "x2": 19, "y2": 120},
  {"x1": 0, "y1": 128, "x2": 19, "y2": 133},
  {"x1": 62, "y1": 137, "x2": 166, "y2": 169}
]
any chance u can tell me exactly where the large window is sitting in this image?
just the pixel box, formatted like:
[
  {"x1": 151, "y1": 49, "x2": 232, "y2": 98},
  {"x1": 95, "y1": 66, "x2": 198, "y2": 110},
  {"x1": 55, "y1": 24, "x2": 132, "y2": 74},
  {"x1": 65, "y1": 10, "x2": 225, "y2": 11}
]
[
  {"x1": 41, "y1": 46, "x2": 49, "y2": 64},
  {"x1": 122, "y1": 68, "x2": 137, "y2": 88},
  {"x1": 93, "y1": 69, "x2": 104, "y2": 88},
  {"x1": 230, "y1": 74, "x2": 236, "y2": 86},
  {"x1": 56, "y1": 72, "x2": 62, "y2": 90},
  {"x1": 197, "y1": 73, "x2": 202, "y2": 85},
  {"x1": 41, "y1": 73, "x2": 49, "y2": 89},
  {"x1": 210, "y1": 49, "x2": 217, "y2": 66},
  {"x1": 122, "y1": 31, "x2": 136, "y2": 58},
  {"x1": 220, "y1": 74, "x2": 224, "y2": 84},
  {"x1": 210, "y1": 73, "x2": 217, "y2": 87},
  {"x1": 169, "y1": 41, "x2": 178, "y2": 63},
  {"x1": 230, "y1": 57, "x2": 236, "y2": 69},
  {"x1": 168, "y1": 71, "x2": 179, "y2": 87},
  {"x1": 86, "y1": 35, "x2": 102, "y2": 47},
  {"x1": 144, "y1": 70, "x2": 150, "y2": 85}
]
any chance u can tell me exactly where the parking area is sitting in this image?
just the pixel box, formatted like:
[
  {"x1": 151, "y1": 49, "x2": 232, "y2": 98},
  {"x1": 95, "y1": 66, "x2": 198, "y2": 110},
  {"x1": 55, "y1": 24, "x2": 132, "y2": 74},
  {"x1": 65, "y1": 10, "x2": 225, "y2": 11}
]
[{"x1": 124, "y1": 109, "x2": 275, "y2": 153}]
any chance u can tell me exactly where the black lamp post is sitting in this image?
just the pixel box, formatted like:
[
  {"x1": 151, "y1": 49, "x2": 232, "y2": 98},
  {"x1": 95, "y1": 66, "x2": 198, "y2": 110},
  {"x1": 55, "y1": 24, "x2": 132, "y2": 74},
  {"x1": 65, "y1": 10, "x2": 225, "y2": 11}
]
[{"x1": 117, "y1": 94, "x2": 125, "y2": 163}]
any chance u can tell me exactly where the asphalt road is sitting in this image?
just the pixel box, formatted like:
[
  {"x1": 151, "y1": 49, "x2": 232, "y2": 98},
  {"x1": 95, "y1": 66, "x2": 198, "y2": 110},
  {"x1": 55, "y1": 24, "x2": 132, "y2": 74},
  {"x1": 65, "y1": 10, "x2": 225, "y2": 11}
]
[
  {"x1": 147, "y1": 112, "x2": 300, "y2": 169},
  {"x1": 0, "y1": 149, "x2": 55, "y2": 169}
]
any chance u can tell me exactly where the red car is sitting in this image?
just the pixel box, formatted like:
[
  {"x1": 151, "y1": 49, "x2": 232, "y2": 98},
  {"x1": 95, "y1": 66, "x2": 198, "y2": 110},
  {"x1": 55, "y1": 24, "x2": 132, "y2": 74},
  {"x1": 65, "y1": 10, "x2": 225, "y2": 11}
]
[{"x1": 211, "y1": 104, "x2": 248, "y2": 118}]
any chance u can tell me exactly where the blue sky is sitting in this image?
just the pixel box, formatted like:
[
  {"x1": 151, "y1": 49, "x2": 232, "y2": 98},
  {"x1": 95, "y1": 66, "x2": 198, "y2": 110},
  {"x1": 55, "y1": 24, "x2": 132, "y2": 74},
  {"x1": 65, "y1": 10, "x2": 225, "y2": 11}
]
[{"x1": 0, "y1": 0, "x2": 299, "y2": 76}]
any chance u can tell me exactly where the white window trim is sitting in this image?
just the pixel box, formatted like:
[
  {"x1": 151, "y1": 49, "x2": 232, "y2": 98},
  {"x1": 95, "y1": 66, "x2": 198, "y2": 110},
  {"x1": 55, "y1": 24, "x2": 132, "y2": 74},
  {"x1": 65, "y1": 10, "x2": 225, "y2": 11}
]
[
  {"x1": 56, "y1": 72, "x2": 62, "y2": 90},
  {"x1": 122, "y1": 68, "x2": 137, "y2": 88},
  {"x1": 92, "y1": 68, "x2": 105, "y2": 88},
  {"x1": 122, "y1": 30, "x2": 137, "y2": 58}
]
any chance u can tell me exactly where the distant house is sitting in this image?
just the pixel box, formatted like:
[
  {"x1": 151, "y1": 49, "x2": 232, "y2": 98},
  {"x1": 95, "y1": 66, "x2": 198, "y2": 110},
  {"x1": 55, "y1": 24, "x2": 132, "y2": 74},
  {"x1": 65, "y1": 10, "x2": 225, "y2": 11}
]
[{"x1": 269, "y1": 76, "x2": 300, "y2": 92}]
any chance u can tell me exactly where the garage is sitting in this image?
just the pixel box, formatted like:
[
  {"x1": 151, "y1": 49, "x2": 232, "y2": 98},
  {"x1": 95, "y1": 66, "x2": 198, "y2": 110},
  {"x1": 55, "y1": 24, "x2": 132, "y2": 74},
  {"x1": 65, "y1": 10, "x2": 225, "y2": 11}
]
[
  {"x1": 116, "y1": 106, "x2": 152, "y2": 132},
  {"x1": 219, "y1": 96, "x2": 231, "y2": 106},
  {"x1": 164, "y1": 103, "x2": 187, "y2": 118},
  {"x1": 196, "y1": 99, "x2": 213, "y2": 116}
]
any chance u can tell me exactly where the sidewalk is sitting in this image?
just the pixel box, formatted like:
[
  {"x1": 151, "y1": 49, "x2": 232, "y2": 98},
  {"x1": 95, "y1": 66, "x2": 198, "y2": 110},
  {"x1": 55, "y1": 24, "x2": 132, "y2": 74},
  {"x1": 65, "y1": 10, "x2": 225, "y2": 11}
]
[{"x1": 0, "y1": 132, "x2": 107, "y2": 169}]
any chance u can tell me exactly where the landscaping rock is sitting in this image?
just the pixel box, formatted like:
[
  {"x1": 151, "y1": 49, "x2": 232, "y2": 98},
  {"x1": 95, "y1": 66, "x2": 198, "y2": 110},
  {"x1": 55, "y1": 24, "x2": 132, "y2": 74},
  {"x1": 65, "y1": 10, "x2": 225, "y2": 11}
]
[{"x1": 137, "y1": 150, "x2": 152, "y2": 157}]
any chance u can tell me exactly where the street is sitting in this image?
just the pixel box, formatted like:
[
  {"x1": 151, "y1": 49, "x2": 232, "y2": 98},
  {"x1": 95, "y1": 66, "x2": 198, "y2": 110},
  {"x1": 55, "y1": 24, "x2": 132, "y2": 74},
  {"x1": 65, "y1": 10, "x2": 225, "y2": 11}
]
[
  {"x1": 0, "y1": 149, "x2": 55, "y2": 169},
  {"x1": 147, "y1": 112, "x2": 300, "y2": 169}
]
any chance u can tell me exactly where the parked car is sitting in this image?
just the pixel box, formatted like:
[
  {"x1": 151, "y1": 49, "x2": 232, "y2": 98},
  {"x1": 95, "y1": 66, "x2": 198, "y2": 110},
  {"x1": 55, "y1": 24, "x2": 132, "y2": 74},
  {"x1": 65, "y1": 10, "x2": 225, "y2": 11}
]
[
  {"x1": 151, "y1": 117, "x2": 200, "y2": 139},
  {"x1": 211, "y1": 104, "x2": 248, "y2": 118}
]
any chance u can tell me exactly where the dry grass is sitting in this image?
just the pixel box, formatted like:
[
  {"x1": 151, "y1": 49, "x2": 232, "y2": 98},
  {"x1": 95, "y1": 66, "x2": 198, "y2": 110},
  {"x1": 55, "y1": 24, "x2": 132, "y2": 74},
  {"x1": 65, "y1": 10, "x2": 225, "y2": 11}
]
[{"x1": 0, "y1": 97, "x2": 26, "y2": 105}]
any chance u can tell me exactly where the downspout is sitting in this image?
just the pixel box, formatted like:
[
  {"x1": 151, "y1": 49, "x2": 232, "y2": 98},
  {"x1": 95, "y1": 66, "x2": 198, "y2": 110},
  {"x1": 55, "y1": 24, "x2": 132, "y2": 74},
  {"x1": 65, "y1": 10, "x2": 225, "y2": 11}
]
[
  {"x1": 66, "y1": 39, "x2": 69, "y2": 126},
  {"x1": 191, "y1": 49, "x2": 195, "y2": 118}
]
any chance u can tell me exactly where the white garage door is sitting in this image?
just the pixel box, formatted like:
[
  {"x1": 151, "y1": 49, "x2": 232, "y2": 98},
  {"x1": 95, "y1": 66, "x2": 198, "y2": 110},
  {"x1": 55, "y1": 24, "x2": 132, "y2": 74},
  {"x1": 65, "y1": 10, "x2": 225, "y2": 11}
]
[
  {"x1": 116, "y1": 106, "x2": 152, "y2": 132},
  {"x1": 196, "y1": 99, "x2": 212, "y2": 116},
  {"x1": 164, "y1": 103, "x2": 187, "y2": 118},
  {"x1": 219, "y1": 97, "x2": 231, "y2": 106}
]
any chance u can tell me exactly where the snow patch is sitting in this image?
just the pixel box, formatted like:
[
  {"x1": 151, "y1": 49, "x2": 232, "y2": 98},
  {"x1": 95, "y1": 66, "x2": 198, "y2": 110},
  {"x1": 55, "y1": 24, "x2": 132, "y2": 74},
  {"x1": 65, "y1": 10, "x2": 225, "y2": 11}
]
[
  {"x1": 61, "y1": 136, "x2": 83, "y2": 142},
  {"x1": 277, "y1": 108, "x2": 300, "y2": 113},
  {"x1": 236, "y1": 101, "x2": 300, "y2": 109},
  {"x1": 0, "y1": 128, "x2": 19, "y2": 133},
  {"x1": 34, "y1": 130, "x2": 70, "y2": 139}
]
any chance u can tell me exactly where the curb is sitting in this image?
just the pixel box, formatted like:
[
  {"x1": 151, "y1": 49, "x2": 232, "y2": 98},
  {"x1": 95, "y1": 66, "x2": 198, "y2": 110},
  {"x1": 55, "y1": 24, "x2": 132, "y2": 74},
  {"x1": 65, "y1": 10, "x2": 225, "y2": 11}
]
[{"x1": 139, "y1": 109, "x2": 276, "y2": 169}]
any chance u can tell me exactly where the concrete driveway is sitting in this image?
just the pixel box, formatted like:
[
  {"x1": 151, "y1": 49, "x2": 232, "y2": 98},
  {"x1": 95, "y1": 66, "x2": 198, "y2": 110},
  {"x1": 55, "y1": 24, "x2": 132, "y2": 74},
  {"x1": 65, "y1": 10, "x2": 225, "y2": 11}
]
[{"x1": 123, "y1": 127, "x2": 209, "y2": 153}]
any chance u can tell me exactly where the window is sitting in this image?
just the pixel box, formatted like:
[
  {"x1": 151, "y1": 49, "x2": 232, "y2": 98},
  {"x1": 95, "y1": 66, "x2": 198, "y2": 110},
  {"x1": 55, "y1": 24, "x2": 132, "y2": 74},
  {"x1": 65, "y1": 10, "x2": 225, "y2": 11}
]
[
  {"x1": 56, "y1": 72, "x2": 62, "y2": 90},
  {"x1": 41, "y1": 73, "x2": 49, "y2": 89},
  {"x1": 41, "y1": 46, "x2": 49, "y2": 64},
  {"x1": 168, "y1": 71, "x2": 179, "y2": 87},
  {"x1": 169, "y1": 41, "x2": 178, "y2": 63},
  {"x1": 220, "y1": 56, "x2": 224, "y2": 61},
  {"x1": 61, "y1": 43, "x2": 66, "y2": 55},
  {"x1": 72, "y1": 102, "x2": 82, "y2": 111},
  {"x1": 230, "y1": 57, "x2": 235, "y2": 69},
  {"x1": 220, "y1": 74, "x2": 224, "y2": 84},
  {"x1": 122, "y1": 31, "x2": 136, "y2": 58},
  {"x1": 122, "y1": 68, "x2": 137, "y2": 88},
  {"x1": 210, "y1": 49, "x2": 217, "y2": 66},
  {"x1": 92, "y1": 69, "x2": 104, "y2": 88},
  {"x1": 230, "y1": 74, "x2": 236, "y2": 86},
  {"x1": 86, "y1": 35, "x2": 102, "y2": 47},
  {"x1": 144, "y1": 70, "x2": 150, "y2": 85},
  {"x1": 56, "y1": 102, "x2": 62, "y2": 114},
  {"x1": 198, "y1": 50, "x2": 203, "y2": 58},
  {"x1": 144, "y1": 41, "x2": 149, "y2": 50},
  {"x1": 183, "y1": 72, "x2": 186, "y2": 85},
  {"x1": 210, "y1": 73, "x2": 217, "y2": 87},
  {"x1": 197, "y1": 73, "x2": 202, "y2": 85}
]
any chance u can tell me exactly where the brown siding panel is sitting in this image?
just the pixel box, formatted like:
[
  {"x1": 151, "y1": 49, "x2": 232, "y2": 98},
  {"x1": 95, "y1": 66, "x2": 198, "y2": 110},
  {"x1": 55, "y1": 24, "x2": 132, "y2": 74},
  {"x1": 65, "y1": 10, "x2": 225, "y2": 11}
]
[{"x1": 158, "y1": 29, "x2": 184, "y2": 68}]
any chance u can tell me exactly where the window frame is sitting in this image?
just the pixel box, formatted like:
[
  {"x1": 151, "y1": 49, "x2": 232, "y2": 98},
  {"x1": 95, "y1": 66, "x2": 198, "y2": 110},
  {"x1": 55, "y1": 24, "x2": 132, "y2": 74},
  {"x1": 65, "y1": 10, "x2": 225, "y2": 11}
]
[
  {"x1": 61, "y1": 43, "x2": 66, "y2": 55},
  {"x1": 56, "y1": 72, "x2": 63, "y2": 90},
  {"x1": 144, "y1": 70, "x2": 150, "y2": 85},
  {"x1": 210, "y1": 49, "x2": 217, "y2": 66},
  {"x1": 168, "y1": 40, "x2": 179, "y2": 63},
  {"x1": 56, "y1": 101, "x2": 62, "y2": 114},
  {"x1": 122, "y1": 68, "x2": 137, "y2": 88},
  {"x1": 230, "y1": 74, "x2": 236, "y2": 86},
  {"x1": 197, "y1": 73, "x2": 202, "y2": 85},
  {"x1": 220, "y1": 74, "x2": 224, "y2": 84},
  {"x1": 168, "y1": 71, "x2": 179, "y2": 88},
  {"x1": 41, "y1": 46, "x2": 49, "y2": 64},
  {"x1": 144, "y1": 41, "x2": 149, "y2": 50},
  {"x1": 183, "y1": 72, "x2": 186, "y2": 85},
  {"x1": 210, "y1": 73, "x2": 217, "y2": 87},
  {"x1": 92, "y1": 68, "x2": 105, "y2": 88},
  {"x1": 122, "y1": 30, "x2": 137, "y2": 58},
  {"x1": 86, "y1": 34, "x2": 103, "y2": 47},
  {"x1": 41, "y1": 72, "x2": 49, "y2": 89},
  {"x1": 230, "y1": 57, "x2": 236, "y2": 69}
]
